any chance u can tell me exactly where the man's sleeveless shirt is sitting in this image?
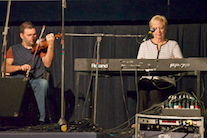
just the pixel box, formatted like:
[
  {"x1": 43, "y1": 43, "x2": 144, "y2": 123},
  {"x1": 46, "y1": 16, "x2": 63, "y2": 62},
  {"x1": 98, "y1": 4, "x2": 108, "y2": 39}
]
[{"x1": 9, "y1": 43, "x2": 45, "y2": 79}]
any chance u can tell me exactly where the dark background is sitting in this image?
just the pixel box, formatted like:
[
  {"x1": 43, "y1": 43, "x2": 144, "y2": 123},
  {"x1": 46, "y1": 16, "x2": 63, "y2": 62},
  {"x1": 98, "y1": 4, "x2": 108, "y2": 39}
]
[
  {"x1": 0, "y1": 0, "x2": 207, "y2": 129},
  {"x1": 0, "y1": 0, "x2": 207, "y2": 25}
]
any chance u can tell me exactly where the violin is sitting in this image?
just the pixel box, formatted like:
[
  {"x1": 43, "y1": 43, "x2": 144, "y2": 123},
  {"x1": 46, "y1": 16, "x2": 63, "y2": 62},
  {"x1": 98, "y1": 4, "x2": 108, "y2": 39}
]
[{"x1": 31, "y1": 33, "x2": 62, "y2": 53}]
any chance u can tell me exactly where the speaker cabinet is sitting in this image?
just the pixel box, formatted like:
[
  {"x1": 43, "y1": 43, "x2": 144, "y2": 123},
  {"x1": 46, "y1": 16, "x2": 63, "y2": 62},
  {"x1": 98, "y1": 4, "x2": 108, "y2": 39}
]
[{"x1": 0, "y1": 78, "x2": 39, "y2": 126}]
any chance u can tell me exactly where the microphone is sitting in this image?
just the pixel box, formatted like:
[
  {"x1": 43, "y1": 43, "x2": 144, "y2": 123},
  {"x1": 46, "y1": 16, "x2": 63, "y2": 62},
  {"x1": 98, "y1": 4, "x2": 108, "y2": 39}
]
[{"x1": 143, "y1": 28, "x2": 156, "y2": 41}]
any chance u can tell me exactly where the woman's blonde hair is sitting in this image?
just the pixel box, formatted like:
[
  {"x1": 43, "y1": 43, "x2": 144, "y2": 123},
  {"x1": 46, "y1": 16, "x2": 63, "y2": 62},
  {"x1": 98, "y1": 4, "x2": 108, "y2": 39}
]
[{"x1": 149, "y1": 15, "x2": 168, "y2": 29}]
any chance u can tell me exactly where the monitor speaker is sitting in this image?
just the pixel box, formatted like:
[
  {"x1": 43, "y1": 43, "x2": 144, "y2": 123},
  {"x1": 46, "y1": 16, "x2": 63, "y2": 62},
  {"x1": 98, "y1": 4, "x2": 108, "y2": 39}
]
[{"x1": 0, "y1": 78, "x2": 39, "y2": 126}]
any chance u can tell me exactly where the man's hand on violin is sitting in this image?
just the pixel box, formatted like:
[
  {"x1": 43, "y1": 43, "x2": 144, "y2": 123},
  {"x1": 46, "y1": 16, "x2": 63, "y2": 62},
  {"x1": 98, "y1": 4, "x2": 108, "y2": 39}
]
[
  {"x1": 41, "y1": 33, "x2": 55, "y2": 68},
  {"x1": 46, "y1": 33, "x2": 55, "y2": 47},
  {"x1": 20, "y1": 64, "x2": 31, "y2": 72}
]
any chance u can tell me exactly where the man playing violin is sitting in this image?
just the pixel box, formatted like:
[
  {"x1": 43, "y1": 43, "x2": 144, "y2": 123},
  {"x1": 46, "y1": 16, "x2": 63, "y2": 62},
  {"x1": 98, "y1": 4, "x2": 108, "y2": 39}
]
[{"x1": 1, "y1": 21, "x2": 55, "y2": 124}]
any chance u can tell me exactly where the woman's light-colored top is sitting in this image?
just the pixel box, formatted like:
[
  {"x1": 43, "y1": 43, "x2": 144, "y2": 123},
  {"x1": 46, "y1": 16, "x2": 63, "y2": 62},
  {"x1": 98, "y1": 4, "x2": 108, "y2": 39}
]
[{"x1": 137, "y1": 39, "x2": 183, "y2": 85}]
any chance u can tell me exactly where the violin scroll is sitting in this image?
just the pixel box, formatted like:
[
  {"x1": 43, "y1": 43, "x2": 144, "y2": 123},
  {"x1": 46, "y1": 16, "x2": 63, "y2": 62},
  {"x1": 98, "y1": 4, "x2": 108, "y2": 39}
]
[{"x1": 55, "y1": 33, "x2": 62, "y2": 39}]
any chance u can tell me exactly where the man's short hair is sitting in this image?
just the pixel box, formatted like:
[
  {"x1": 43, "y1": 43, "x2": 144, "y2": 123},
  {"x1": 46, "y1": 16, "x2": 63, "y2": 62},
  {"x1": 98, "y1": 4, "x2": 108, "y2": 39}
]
[{"x1": 20, "y1": 21, "x2": 35, "y2": 34}]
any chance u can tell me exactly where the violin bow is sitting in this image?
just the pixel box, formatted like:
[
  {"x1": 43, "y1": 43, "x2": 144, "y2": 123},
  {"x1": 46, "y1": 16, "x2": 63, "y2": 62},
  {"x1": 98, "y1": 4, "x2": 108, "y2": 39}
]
[{"x1": 23, "y1": 25, "x2": 46, "y2": 81}]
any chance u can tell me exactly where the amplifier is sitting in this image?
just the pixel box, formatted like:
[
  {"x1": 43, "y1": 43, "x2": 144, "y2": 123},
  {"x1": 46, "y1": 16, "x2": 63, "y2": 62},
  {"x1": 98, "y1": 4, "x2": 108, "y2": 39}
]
[{"x1": 135, "y1": 114, "x2": 204, "y2": 138}]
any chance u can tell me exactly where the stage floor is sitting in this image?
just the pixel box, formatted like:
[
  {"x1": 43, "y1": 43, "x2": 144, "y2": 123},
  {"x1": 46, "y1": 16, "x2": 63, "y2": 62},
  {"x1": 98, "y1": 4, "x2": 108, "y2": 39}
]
[
  {"x1": 0, "y1": 130, "x2": 204, "y2": 138},
  {"x1": 0, "y1": 123, "x2": 116, "y2": 138},
  {"x1": 0, "y1": 122, "x2": 205, "y2": 138},
  {"x1": 0, "y1": 132, "x2": 107, "y2": 138}
]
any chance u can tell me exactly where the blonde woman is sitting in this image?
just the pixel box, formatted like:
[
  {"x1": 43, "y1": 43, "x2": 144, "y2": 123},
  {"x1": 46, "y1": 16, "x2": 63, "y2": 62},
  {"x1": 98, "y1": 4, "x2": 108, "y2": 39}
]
[{"x1": 137, "y1": 15, "x2": 183, "y2": 112}]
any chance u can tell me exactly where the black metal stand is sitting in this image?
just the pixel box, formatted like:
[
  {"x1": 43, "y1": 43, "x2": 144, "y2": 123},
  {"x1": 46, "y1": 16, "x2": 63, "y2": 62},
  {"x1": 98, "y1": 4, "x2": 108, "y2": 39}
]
[{"x1": 64, "y1": 33, "x2": 144, "y2": 124}]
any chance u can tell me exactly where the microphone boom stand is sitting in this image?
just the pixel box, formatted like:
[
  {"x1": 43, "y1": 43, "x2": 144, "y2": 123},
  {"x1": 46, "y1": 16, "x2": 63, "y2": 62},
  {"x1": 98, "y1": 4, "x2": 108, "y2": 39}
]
[
  {"x1": 1, "y1": 0, "x2": 11, "y2": 78},
  {"x1": 93, "y1": 36, "x2": 102, "y2": 124},
  {"x1": 58, "y1": 0, "x2": 67, "y2": 125}
]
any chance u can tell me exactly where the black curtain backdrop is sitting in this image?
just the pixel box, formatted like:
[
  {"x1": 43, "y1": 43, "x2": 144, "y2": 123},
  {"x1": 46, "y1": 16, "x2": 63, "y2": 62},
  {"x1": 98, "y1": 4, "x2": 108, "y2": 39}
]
[{"x1": 0, "y1": 23, "x2": 207, "y2": 128}]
